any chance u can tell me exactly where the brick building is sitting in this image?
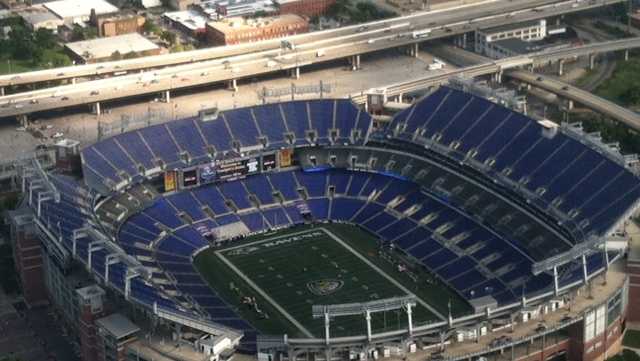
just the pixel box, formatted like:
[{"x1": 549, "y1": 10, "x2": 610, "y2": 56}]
[
  {"x1": 206, "y1": 14, "x2": 308, "y2": 45},
  {"x1": 77, "y1": 285, "x2": 107, "y2": 361},
  {"x1": 7, "y1": 208, "x2": 48, "y2": 308},
  {"x1": 276, "y1": 0, "x2": 336, "y2": 17},
  {"x1": 93, "y1": 12, "x2": 146, "y2": 37}
]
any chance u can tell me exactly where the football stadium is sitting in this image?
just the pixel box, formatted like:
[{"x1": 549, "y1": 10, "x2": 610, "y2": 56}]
[{"x1": 21, "y1": 86, "x2": 638, "y2": 360}]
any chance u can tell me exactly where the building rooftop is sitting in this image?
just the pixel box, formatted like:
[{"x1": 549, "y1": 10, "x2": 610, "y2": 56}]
[
  {"x1": 43, "y1": 0, "x2": 118, "y2": 20},
  {"x1": 96, "y1": 11, "x2": 140, "y2": 21},
  {"x1": 482, "y1": 19, "x2": 543, "y2": 34},
  {"x1": 207, "y1": 13, "x2": 304, "y2": 33},
  {"x1": 76, "y1": 284, "x2": 106, "y2": 299},
  {"x1": 96, "y1": 313, "x2": 140, "y2": 339},
  {"x1": 492, "y1": 37, "x2": 552, "y2": 54},
  {"x1": 17, "y1": 5, "x2": 62, "y2": 25},
  {"x1": 65, "y1": 33, "x2": 160, "y2": 61},
  {"x1": 141, "y1": 0, "x2": 162, "y2": 8},
  {"x1": 163, "y1": 10, "x2": 209, "y2": 31}
]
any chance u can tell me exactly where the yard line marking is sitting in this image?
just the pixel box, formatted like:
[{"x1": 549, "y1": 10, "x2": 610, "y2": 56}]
[
  {"x1": 215, "y1": 249, "x2": 315, "y2": 337},
  {"x1": 320, "y1": 227, "x2": 447, "y2": 321}
]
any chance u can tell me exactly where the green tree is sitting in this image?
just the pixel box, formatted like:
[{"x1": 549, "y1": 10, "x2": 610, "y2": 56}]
[
  {"x1": 110, "y1": 50, "x2": 123, "y2": 61},
  {"x1": 34, "y1": 28, "x2": 57, "y2": 49},
  {"x1": 123, "y1": 51, "x2": 139, "y2": 59},
  {"x1": 8, "y1": 25, "x2": 39, "y2": 61},
  {"x1": 170, "y1": 43, "x2": 184, "y2": 53},
  {"x1": 327, "y1": 0, "x2": 350, "y2": 17},
  {"x1": 142, "y1": 18, "x2": 160, "y2": 34},
  {"x1": 72, "y1": 25, "x2": 97, "y2": 41},
  {"x1": 161, "y1": 30, "x2": 177, "y2": 45}
]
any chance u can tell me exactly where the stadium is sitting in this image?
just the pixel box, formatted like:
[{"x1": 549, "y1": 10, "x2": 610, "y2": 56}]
[{"x1": 22, "y1": 85, "x2": 638, "y2": 361}]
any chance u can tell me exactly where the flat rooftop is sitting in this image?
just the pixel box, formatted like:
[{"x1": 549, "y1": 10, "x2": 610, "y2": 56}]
[
  {"x1": 96, "y1": 313, "x2": 140, "y2": 339},
  {"x1": 163, "y1": 10, "x2": 209, "y2": 31},
  {"x1": 207, "y1": 13, "x2": 304, "y2": 33},
  {"x1": 65, "y1": 33, "x2": 160, "y2": 61},
  {"x1": 482, "y1": 19, "x2": 543, "y2": 34},
  {"x1": 492, "y1": 38, "x2": 561, "y2": 54},
  {"x1": 43, "y1": 0, "x2": 118, "y2": 20},
  {"x1": 17, "y1": 5, "x2": 62, "y2": 25}
]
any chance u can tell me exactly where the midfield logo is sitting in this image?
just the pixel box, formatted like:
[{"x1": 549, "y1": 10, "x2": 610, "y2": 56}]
[{"x1": 307, "y1": 279, "x2": 344, "y2": 296}]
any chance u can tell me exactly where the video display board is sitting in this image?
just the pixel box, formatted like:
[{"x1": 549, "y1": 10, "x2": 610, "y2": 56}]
[
  {"x1": 198, "y1": 156, "x2": 260, "y2": 185},
  {"x1": 182, "y1": 169, "x2": 199, "y2": 188},
  {"x1": 279, "y1": 149, "x2": 293, "y2": 167},
  {"x1": 262, "y1": 153, "x2": 277, "y2": 171},
  {"x1": 164, "y1": 171, "x2": 177, "y2": 192}
]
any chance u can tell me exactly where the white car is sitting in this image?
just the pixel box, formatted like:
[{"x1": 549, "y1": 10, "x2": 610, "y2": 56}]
[{"x1": 52, "y1": 132, "x2": 64, "y2": 139}]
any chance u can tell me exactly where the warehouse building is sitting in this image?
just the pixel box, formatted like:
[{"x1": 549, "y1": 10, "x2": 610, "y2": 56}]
[
  {"x1": 43, "y1": 0, "x2": 118, "y2": 25},
  {"x1": 65, "y1": 32, "x2": 161, "y2": 63},
  {"x1": 93, "y1": 12, "x2": 146, "y2": 37},
  {"x1": 17, "y1": 5, "x2": 65, "y2": 33},
  {"x1": 206, "y1": 13, "x2": 308, "y2": 45}
]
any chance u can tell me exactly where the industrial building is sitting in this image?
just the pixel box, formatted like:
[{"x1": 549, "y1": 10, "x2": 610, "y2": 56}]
[
  {"x1": 475, "y1": 19, "x2": 547, "y2": 58},
  {"x1": 276, "y1": 0, "x2": 336, "y2": 17},
  {"x1": 474, "y1": 20, "x2": 570, "y2": 59},
  {"x1": 206, "y1": 13, "x2": 308, "y2": 45},
  {"x1": 163, "y1": 10, "x2": 210, "y2": 36},
  {"x1": 17, "y1": 5, "x2": 65, "y2": 33},
  {"x1": 93, "y1": 12, "x2": 146, "y2": 37},
  {"x1": 213, "y1": 0, "x2": 277, "y2": 18},
  {"x1": 65, "y1": 33, "x2": 162, "y2": 63},
  {"x1": 43, "y1": 0, "x2": 118, "y2": 25}
]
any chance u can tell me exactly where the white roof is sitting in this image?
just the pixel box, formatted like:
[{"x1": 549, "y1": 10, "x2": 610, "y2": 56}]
[
  {"x1": 141, "y1": 0, "x2": 162, "y2": 8},
  {"x1": 18, "y1": 5, "x2": 63, "y2": 26},
  {"x1": 44, "y1": 0, "x2": 118, "y2": 20},
  {"x1": 66, "y1": 33, "x2": 159, "y2": 60},
  {"x1": 163, "y1": 10, "x2": 208, "y2": 31}
]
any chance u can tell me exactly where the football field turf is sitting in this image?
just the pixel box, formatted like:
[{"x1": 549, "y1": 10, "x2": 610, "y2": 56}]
[{"x1": 194, "y1": 224, "x2": 471, "y2": 338}]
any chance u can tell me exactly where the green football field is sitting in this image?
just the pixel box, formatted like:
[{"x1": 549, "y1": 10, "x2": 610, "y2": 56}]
[{"x1": 194, "y1": 224, "x2": 471, "y2": 338}]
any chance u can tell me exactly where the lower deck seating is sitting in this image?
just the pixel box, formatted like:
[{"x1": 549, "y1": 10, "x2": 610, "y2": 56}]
[{"x1": 116, "y1": 169, "x2": 606, "y2": 312}]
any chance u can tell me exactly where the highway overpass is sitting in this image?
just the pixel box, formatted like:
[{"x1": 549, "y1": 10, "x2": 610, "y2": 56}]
[
  {"x1": 505, "y1": 70, "x2": 640, "y2": 132},
  {"x1": 0, "y1": 0, "x2": 623, "y2": 93},
  {"x1": 4, "y1": 33, "x2": 639, "y2": 120}
]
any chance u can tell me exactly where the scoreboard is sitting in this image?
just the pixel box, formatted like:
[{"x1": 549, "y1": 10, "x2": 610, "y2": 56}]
[
  {"x1": 172, "y1": 150, "x2": 294, "y2": 191},
  {"x1": 204, "y1": 156, "x2": 260, "y2": 184}
]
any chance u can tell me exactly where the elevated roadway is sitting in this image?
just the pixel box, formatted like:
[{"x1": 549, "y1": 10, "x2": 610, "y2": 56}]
[
  {"x1": 1, "y1": 31, "x2": 638, "y2": 119},
  {"x1": 505, "y1": 70, "x2": 640, "y2": 131},
  {"x1": 0, "y1": 0, "x2": 622, "y2": 92},
  {"x1": 351, "y1": 36, "x2": 640, "y2": 102},
  {"x1": 530, "y1": 37, "x2": 640, "y2": 64}
]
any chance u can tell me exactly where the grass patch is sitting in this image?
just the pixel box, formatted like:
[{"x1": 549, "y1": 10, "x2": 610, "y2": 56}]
[
  {"x1": 0, "y1": 58, "x2": 38, "y2": 75},
  {"x1": 594, "y1": 58, "x2": 640, "y2": 107},
  {"x1": 608, "y1": 349, "x2": 640, "y2": 361},
  {"x1": 194, "y1": 223, "x2": 470, "y2": 337},
  {"x1": 624, "y1": 330, "x2": 640, "y2": 349}
]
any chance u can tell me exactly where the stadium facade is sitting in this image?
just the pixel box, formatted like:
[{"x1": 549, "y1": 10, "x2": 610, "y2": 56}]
[{"x1": 10, "y1": 86, "x2": 638, "y2": 361}]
